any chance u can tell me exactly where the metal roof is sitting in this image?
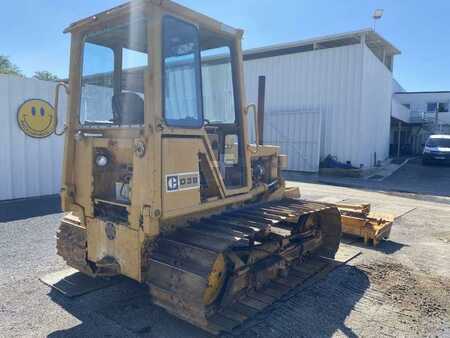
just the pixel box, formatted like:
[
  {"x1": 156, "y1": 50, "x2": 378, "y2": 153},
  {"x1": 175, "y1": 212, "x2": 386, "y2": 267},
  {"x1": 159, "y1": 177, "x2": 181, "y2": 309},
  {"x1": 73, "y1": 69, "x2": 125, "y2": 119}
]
[
  {"x1": 394, "y1": 91, "x2": 450, "y2": 95},
  {"x1": 243, "y1": 28, "x2": 400, "y2": 61}
]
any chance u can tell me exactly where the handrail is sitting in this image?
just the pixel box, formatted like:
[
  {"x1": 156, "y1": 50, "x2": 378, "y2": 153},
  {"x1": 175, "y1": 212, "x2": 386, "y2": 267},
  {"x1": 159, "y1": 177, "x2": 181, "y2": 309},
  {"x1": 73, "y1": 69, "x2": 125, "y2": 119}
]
[
  {"x1": 54, "y1": 82, "x2": 70, "y2": 136},
  {"x1": 409, "y1": 111, "x2": 449, "y2": 125}
]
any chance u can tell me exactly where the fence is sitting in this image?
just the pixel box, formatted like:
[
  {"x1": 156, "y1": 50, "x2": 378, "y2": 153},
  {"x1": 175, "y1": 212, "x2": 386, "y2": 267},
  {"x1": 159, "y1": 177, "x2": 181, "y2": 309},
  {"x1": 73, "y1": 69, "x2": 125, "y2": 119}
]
[{"x1": 0, "y1": 75, "x2": 67, "y2": 201}]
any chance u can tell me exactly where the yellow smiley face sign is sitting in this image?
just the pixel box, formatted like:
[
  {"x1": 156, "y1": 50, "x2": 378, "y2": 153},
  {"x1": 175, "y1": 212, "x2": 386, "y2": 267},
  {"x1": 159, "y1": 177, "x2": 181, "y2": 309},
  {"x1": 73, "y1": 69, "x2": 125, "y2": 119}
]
[{"x1": 17, "y1": 99, "x2": 56, "y2": 138}]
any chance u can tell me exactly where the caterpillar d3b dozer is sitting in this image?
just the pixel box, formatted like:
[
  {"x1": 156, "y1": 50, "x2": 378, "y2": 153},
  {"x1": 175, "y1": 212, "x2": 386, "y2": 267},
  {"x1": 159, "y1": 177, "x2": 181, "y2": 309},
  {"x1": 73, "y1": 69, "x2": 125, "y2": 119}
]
[{"x1": 55, "y1": 0, "x2": 341, "y2": 333}]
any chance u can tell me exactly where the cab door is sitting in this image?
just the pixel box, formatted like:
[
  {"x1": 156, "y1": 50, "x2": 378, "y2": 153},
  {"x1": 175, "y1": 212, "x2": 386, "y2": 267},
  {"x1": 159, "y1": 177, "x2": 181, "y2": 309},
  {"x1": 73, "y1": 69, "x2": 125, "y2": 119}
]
[{"x1": 161, "y1": 15, "x2": 249, "y2": 196}]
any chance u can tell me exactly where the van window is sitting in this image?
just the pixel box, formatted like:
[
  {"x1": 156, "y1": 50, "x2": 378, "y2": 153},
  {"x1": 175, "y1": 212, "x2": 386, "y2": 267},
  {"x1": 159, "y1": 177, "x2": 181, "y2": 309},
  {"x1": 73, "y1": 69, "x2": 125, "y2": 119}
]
[{"x1": 426, "y1": 137, "x2": 450, "y2": 148}]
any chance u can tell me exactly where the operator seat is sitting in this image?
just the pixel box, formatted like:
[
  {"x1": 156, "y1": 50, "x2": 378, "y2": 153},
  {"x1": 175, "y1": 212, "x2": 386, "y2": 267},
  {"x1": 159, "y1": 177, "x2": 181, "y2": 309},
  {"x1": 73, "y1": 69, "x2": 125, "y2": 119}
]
[{"x1": 112, "y1": 92, "x2": 144, "y2": 125}]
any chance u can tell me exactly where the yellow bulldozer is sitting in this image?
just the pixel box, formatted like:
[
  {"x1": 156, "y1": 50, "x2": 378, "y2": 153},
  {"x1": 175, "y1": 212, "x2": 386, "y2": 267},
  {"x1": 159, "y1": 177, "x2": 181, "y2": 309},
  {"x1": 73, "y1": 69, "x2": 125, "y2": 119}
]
[{"x1": 54, "y1": 0, "x2": 342, "y2": 333}]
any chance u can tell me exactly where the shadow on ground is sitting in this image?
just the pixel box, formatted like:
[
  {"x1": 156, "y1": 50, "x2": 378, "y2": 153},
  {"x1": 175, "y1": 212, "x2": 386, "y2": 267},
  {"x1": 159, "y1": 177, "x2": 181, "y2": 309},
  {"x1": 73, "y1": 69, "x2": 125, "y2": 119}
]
[
  {"x1": 46, "y1": 278, "x2": 210, "y2": 338},
  {"x1": 343, "y1": 236, "x2": 408, "y2": 254},
  {"x1": 230, "y1": 265, "x2": 371, "y2": 337},
  {"x1": 45, "y1": 264, "x2": 370, "y2": 337},
  {"x1": 0, "y1": 195, "x2": 61, "y2": 222}
]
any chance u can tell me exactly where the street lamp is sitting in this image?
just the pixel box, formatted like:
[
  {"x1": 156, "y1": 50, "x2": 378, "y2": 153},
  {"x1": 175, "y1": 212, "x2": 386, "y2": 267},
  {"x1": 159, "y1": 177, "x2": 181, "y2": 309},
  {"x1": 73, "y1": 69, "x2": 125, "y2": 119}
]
[{"x1": 372, "y1": 9, "x2": 384, "y2": 31}]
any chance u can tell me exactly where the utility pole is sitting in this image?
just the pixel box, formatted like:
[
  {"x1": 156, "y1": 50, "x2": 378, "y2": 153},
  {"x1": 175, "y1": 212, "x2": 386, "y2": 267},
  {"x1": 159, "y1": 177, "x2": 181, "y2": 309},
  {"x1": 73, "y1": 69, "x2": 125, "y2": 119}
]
[
  {"x1": 435, "y1": 105, "x2": 439, "y2": 131},
  {"x1": 372, "y1": 9, "x2": 384, "y2": 31}
]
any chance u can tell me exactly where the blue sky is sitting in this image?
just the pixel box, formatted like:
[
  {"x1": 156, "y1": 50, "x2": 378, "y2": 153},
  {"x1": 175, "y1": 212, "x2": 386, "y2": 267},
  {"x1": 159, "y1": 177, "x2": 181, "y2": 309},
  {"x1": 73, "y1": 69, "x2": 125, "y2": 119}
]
[{"x1": 1, "y1": 0, "x2": 449, "y2": 91}]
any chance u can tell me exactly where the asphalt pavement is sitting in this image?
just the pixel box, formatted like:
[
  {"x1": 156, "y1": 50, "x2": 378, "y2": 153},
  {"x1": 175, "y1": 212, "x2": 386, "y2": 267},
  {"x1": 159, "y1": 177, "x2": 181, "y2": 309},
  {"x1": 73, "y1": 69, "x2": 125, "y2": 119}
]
[
  {"x1": 1, "y1": 181, "x2": 449, "y2": 337},
  {"x1": 383, "y1": 157, "x2": 450, "y2": 197},
  {"x1": 0, "y1": 158, "x2": 448, "y2": 336},
  {"x1": 285, "y1": 157, "x2": 450, "y2": 199}
]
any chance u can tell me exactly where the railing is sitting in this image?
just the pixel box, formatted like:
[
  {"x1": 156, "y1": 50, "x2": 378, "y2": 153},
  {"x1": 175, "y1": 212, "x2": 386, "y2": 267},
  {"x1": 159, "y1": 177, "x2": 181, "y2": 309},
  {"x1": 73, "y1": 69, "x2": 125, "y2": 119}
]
[
  {"x1": 408, "y1": 111, "x2": 450, "y2": 133},
  {"x1": 409, "y1": 111, "x2": 438, "y2": 123}
]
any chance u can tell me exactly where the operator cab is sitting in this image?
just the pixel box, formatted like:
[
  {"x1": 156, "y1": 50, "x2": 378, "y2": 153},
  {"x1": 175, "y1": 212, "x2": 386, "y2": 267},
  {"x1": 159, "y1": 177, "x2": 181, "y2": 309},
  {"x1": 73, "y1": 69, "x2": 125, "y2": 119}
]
[{"x1": 65, "y1": 3, "x2": 252, "y2": 224}]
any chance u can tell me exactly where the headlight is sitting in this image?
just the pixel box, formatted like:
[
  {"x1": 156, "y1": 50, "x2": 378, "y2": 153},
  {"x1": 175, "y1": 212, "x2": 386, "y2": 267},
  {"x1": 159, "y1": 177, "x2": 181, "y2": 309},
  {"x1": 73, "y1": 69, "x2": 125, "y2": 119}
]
[
  {"x1": 95, "y1": 154, "x2": 109, "y2": 167},
  {"x1": 423, "y1": 148, "x2": 431, "y2": 154}
]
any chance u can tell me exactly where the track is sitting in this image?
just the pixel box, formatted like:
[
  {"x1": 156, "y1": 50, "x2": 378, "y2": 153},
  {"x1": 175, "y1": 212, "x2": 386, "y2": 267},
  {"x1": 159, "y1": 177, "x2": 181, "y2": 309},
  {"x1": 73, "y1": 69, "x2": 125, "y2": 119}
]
[
  {"x1": 56, "y1": 216, "x2": 94, "y2": 276},
  {"x1": 144, "y1": 198, "x2": 341, "y2": 334}
]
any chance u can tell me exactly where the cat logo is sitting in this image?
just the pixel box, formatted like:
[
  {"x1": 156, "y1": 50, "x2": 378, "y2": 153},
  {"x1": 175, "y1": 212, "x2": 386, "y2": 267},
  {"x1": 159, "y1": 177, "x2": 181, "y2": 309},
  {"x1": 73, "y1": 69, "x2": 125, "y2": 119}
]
[
  {"x1": 166, "y1": 172, "x2": 200, "y2": 192},
  {"x1": 17, "y1": 99, "x2": 56, "y2": 138},
  {"x1": 166, "y1": 175, "x2": 179, "y2": 192}
]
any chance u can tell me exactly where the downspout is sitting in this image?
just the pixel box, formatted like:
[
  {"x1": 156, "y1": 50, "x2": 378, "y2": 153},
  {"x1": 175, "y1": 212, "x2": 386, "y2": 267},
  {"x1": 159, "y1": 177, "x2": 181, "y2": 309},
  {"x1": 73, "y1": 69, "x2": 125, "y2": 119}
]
[{"x1": 358, "y1": 32, "x2": 366, "y2": 167}]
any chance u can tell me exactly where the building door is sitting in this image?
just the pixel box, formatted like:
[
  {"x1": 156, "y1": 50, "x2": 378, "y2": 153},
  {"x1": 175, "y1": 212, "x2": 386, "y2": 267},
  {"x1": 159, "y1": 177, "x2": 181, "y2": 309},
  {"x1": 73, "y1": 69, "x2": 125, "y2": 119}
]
[{"x1": 263, "y1": 111, "x2": 322, "y2": 172}]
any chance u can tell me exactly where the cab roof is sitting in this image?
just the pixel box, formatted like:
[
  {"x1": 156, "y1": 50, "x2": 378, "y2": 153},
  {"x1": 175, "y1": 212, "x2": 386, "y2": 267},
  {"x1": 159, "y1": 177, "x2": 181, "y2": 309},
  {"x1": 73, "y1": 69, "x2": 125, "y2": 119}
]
[{"x1": 64, "y1": 0, "x2": 241, "y2": 37}]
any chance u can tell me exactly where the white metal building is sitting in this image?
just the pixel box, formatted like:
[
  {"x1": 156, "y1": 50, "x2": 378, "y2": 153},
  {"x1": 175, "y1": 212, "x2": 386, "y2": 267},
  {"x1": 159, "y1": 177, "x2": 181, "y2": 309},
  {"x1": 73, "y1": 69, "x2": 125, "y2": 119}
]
[
  {"x1": 393, "y1": 91, "x2": 450, "y2": 125},
  {"x1": 391, "y1": 90, "x2": 450, "y2": 154},
  {"x1": 244, "y1": 29, "x2": 400, "y2": 171},
  {"x1": 0, "y1": 75, "x2": 67, "y2": 201}
]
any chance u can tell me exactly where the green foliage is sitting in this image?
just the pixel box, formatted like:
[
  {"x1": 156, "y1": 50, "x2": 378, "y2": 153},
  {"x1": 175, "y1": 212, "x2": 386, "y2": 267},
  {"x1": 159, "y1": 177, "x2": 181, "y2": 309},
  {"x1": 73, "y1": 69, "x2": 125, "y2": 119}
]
[
  {"x1": 0, "y1": 55, "x2": 23, "y2": 76},
  {"x1": 33, "y1": 70, "x2": 60, "y2": 82}
]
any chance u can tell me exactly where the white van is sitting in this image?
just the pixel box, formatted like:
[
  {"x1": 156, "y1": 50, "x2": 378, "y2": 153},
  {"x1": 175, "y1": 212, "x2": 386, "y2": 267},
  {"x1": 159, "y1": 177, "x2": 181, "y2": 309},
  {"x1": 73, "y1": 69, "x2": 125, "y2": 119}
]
[{"x1": 422, "y1": 134, "x2": 450, "y2": 165}]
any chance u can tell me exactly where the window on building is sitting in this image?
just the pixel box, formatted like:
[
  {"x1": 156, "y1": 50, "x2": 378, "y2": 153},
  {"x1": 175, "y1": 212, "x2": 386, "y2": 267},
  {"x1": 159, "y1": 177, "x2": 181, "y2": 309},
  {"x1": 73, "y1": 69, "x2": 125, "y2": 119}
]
[
  {"x1": 427, "y1": 102, "x2": 437, "y2": 112},
  {"x1": 402, "y1": 103, "x2": 410, "y2": 109},
  {"x1": 438, "y1": 102, "x2": 449, "y2": 113}
]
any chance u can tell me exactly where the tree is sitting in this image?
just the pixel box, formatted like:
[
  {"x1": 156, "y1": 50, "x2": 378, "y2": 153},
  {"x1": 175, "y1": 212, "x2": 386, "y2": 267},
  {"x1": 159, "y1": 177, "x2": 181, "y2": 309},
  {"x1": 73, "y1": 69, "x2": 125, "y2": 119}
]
[
  {"x1": 33, "y1": 70, "x2": 60, "y2": 82},
  {"x1": 0, "y1": 55, "x2": 22, "y2": 76}
]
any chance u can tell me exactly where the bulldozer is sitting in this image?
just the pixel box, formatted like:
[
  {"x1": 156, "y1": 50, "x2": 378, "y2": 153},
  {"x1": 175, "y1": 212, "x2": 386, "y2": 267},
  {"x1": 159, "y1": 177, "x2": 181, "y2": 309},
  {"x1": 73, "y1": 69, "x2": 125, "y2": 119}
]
[{"x1": 55, "y1": 0, "x2": 342, "y2": 333}]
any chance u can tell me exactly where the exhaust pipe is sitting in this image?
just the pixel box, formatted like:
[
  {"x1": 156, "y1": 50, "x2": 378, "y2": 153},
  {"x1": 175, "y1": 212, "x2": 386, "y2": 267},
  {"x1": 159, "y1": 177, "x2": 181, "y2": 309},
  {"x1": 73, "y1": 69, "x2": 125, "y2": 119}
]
[{"x1": 257, "y1": 76, "x2": 266, "y2": 146}]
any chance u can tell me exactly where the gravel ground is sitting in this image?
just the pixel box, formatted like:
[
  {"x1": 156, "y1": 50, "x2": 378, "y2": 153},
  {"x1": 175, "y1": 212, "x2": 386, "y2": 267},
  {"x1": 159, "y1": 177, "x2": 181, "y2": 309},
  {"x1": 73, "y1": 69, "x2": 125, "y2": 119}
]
[{"x1": 0, "y1": 182, "x2": 449, "y2": 337}]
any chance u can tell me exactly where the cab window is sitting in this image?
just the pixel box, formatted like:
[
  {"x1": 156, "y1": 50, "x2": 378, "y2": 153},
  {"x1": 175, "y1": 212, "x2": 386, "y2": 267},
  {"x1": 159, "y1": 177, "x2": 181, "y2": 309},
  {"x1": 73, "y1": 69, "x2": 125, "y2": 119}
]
[
  {"x1": 201, "y1": 46, "x2": 236, "y2": 124},
  {"x1": 199, "y1": 33, "x2": 245, "y2": 188},
  {"x1": 163, "y1": 16, "x2": 203, "y2": 128},
  {"x1": 80, "y1": 18, "x2": 148, "y2": 126}
]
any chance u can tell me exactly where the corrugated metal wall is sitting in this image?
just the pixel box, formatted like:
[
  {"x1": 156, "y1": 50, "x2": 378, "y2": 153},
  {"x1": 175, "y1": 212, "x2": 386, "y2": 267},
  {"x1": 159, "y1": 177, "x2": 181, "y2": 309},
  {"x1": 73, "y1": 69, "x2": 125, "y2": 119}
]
[
  {"x1": 360, "y1": 44, "x2": 393, "y2": 166},
  {"x1": 0, "y1": 75, "x2": 67, "y2": 201},
  {"x1": 264, "y1": 111, "x2": 322, "y2": 172},
  {"x1": 244, "y1": 43, "x2": 393, "y2": 170},
  {"x1": 247, "y1": 109, "x2": 322, "y2": 172}
]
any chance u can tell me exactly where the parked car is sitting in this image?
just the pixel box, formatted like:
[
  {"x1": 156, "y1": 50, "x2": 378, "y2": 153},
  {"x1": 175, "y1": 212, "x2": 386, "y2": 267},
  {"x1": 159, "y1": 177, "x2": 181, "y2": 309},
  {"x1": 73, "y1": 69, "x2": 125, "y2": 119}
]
[{"x1": 422, "y1": 134, "x2": 450, "y2": 165}]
